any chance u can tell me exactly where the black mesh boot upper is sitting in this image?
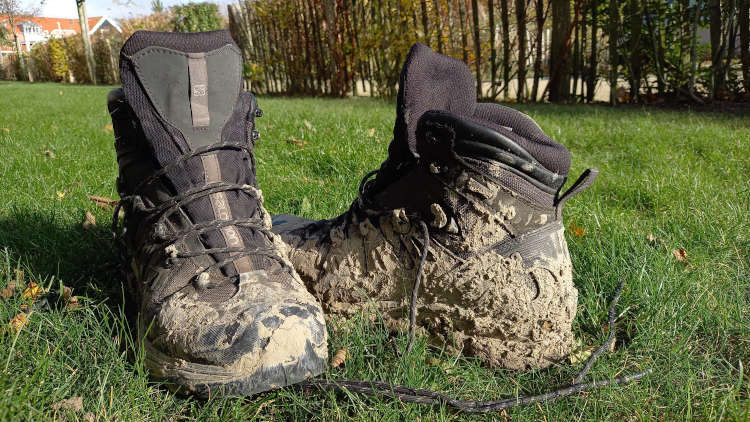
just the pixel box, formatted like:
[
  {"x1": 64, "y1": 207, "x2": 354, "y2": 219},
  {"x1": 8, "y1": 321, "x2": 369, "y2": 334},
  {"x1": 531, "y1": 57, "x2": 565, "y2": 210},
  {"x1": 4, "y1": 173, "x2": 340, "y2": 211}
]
[{"x1": 111, "y1": 30, "x2": 327, "y2": 397}]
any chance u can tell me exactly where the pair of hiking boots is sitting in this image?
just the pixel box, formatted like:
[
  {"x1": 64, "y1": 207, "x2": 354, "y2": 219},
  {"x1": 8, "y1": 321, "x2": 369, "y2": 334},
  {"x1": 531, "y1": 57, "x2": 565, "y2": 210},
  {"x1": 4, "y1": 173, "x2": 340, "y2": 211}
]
[{"x1": 109, "y1": 30, "x2": 597, "y2": 397}]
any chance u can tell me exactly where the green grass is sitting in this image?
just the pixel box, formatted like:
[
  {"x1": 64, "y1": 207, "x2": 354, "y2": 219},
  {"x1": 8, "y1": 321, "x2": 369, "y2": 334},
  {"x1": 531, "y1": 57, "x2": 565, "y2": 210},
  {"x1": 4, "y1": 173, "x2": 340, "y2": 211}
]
[{"x1": 0, "y1": 81, "x2": 748, "y2": 421}]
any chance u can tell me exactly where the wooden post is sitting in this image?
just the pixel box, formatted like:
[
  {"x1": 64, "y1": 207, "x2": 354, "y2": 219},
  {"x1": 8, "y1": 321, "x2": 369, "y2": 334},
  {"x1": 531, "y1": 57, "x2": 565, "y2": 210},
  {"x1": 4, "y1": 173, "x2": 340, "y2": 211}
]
[{"x1": 76, "y1": 0, "x2": 97, "y2": 84}]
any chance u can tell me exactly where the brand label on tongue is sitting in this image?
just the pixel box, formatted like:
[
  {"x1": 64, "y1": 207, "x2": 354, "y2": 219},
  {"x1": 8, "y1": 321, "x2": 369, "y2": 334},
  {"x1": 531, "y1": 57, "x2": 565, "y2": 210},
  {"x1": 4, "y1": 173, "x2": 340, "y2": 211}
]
[{"x1": 188, "y1": 53, "x2": 210, "y2": 128}]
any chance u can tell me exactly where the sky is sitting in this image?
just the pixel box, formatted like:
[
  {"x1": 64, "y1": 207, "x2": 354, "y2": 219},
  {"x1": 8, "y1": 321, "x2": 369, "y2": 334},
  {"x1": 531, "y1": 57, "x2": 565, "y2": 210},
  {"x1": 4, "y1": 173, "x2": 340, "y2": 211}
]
[{"x1": 39, "y1": 0, "x2": 232, "y2": 20}]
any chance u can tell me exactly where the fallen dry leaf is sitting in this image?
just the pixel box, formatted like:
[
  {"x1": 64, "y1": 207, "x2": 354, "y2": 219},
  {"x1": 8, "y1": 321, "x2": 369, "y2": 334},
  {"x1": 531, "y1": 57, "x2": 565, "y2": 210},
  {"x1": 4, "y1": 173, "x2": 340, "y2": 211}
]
[
  {"x1": 87, "y1": 195, "x2": 117, "y2": 209},
  {"x1": 61, "y1": 285, "x2": 73, "y2": 301},
  {"x1": 673, "y1": 248, "x2": 687, "y2": 262},
  {"x1": 21, "y1": 281, "x2": 43, "y2": 301},
  {"x1": 1, "y1": 281, "x2": 16, "y2": 300},
  {"x1": 59, "y1": 90, "x2": 63, "y2": 96},
  {"x1": 285, "y1": 137, "x2": 307, "y2": 148},
  {"x1": 367, "y1": 128, "x2": 376, "y2": 137},
  {"x1": 569, "y1": 337, "x2": 595, "y2": 365},
  {"x1": 609, "y1": 336, "x2": 617, "y2": 353},
  {"x1": 82, "y1": 211, "x2": 96, "y2": 230},
  {"x1": 66, "y1": 296, "x2": 81, "y2": 311},
  {"x1": 83, "y1": 412, "x2": 95, "y2": 422},
  {"x1": 44, "y1": 150, "x2": 56, "y2": 159},
  {"x1": 52, "y1": 396, "x2": 83, "y2": 412},
  {"x1": 104, "y1": 124, "x2": 113, "y2": 132},
  {"x1": 330, "y1": 348, "x2": 348, "y2": 368},
  {"x1": 569, "y1": 223, "x2": 586, "y2": 238},
  {"x1": 0, "y1": 127, "x2": 9, "y2": 133},
  {"x1": 303, "y1": 120, "x2": 313, "y2": 130},
  {"x1": 8, "y1": 312, "x2": 29, "y2": 333}
]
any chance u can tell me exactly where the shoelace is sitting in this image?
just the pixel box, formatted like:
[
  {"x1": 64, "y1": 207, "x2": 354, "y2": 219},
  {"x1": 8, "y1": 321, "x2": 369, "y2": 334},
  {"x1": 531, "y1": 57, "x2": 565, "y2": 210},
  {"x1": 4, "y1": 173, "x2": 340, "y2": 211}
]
[{"x1": 112, "y1": 141, "x2": 293, "y2": 287}]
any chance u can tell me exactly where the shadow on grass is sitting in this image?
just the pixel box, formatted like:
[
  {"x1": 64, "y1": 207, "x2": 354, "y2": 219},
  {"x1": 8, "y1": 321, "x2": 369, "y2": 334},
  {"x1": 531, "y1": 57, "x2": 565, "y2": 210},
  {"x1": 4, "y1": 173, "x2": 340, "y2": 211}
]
[{"x1": 0, "y1": 207, "x2": 123, "y2": 308}]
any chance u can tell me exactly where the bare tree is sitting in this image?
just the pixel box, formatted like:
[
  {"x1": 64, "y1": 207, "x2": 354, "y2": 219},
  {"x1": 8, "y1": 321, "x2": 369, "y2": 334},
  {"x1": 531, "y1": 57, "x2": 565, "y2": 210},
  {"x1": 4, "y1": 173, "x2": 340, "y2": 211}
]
[
  {"x1": 608, "y1": 0, "x2": 618, "y2": 105},
  {"x1": 549, "y1": 0, "x2": 571, "y2": 102},
  {"x1": 0, "y1": 0, "x2": 45, "y2": 82},
  {"x1": 471, "y1": 0, "x2": 481, "y2": 97},
  {"x1": 76, "y1": 0, "x2": 96, "y2": 84},
  {"x1": 516, "y1": 0, "x2": 528, "y2": 102},
  {"x1": 741, "y1": 0, "x2": 749, "y2": 92}
]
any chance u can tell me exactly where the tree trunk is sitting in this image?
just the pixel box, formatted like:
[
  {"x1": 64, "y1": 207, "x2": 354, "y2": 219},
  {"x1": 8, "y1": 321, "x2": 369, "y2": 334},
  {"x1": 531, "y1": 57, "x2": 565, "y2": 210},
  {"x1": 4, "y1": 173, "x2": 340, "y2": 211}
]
[
  {"x1": 741, "y1": 0, "x2": 750, "y2": 92},
  {"x1": 531, "y1": 0, "x2": 545, "y2": 102},
  {"x1": 549, "y1": 0, "x2": 571, "y2": 102},
  {"x1": 7, "y1": 12, "x2": 29, "y2": 82},
  {"x1": 489, "y1": 0, "x2": 498, "y2": 96},
  {"x1": 421, "y1": 0, "x2": 431, "y2": 45},
  {"x1": 579, "y1": 2, "x2": 588, "y2": 101},
  {"x1": 322, "y1": 0, "x2": 343, "y2": 96},
  {"x1": 501, "y1": 0, "x2": 511, "y2": 97},
  {"x1": 77, "y1": 0, "x2": 97, "y2": 85},
  {"x1": 572, "y1": 8, "x2": 580, "y2": 96},
  {"x1": 472, "y1": 0, "x2": 482, "y2": 97},
  {"x1": 586, "y1": 0, "x2": 598, "y2": 102},
  {"x1": 629, "y1": 0, "x2": 642, "y2": 101},
  {"x1": 516, "y1": 0, "x2": 528, "y2": 102},
  {"x1": 608, "y1": 0, "x2": 618, "y2": 105},
  {"x1": 433, "y1": 0, "x2": 445, "y2": 53},
  {"x1": 688, "y1": 0, "x2": 701, "y2": 95},
  {"x1": 458, "y1": 0, "x2": 469, "y2": 63},
  {"x1": 709, "y1": 0, "x2": 723, "y2": 97}
]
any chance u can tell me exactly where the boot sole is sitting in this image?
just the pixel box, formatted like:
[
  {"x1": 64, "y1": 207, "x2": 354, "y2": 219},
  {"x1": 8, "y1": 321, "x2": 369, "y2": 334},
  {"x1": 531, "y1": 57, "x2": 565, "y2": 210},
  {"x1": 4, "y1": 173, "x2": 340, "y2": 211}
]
[{"x1": 142, "y1": 335, "x2": 327, "y2": 398}]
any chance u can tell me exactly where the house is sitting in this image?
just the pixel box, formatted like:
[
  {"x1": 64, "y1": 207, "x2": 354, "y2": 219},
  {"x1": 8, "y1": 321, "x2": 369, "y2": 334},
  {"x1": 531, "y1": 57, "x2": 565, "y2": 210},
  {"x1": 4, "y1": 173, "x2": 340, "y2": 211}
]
[{"x1": 0, "y1": 15, "x2": 121, "y2": 57}]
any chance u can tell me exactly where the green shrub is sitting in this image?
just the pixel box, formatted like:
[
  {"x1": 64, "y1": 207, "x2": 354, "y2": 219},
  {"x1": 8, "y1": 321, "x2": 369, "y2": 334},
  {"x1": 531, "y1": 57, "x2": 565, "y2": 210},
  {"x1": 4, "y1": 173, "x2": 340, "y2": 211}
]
[{"x1": 171, "y1": 2, "x2": 223, "y2": 33}]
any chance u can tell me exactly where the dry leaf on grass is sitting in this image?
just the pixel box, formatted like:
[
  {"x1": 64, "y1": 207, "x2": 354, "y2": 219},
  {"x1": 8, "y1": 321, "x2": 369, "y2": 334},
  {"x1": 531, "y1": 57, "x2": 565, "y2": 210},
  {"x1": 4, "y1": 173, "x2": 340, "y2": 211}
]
[
  {"x1": 44, "y1": 150, "x2": 56, "y2": 159},
  {"x1": 66, "y1": 296, "x2": 81, "y2": 311},
  {"x1": 58, "y1": 90, "x2": 63, "y2": 96},
  {"x1": 8, "y1": 312, "x2": 29, "y2": 333},
  {"x1": 568, "y1": 223, "x2": 586, "y2": 238},
  {"x1": 303, "y1": 120, "x2": 313, "y2": 130},
  {"x1": 330, "y1": 348, "x2": 348, "y2": 368},
  {"x1": 1, "y1": 128, "x2": 9, "y2": 133},
  {"x1": 569, "y1": 337, "x2": 595, "y2": 365},
  {"x1": 673, "y1": 248, "x2": 689, "y2": 267},
  {"x1": 87, "y1": 195, "x2": 117, "y2": 209},
  {"x1": 51, "y1": 396, "x2": 83, "y2": 412},
  {"x1": 2, "y1": 270, "x2": 24, "y2": 299},
  {"x1": 367, "y1": 128, "x2": 376, "y2": 137},
  {"x1": 285, "y1": 137, "x2": 307, "y2": 148},
  {"x1": 82, "y1": 211, "x2": 96, "y2": 230},
  {"x1": 83, "y1": 412, "x2": 95, "y2": 422},
  {"x1": 21, "y1": 281, "x2": 43, "y2": 301},
  {"x1": 1, "y1": 282, "x2": 16, "y2": 300},
  {"x1": 104, "y1": 124, "x2": 113, "y2": 132}
]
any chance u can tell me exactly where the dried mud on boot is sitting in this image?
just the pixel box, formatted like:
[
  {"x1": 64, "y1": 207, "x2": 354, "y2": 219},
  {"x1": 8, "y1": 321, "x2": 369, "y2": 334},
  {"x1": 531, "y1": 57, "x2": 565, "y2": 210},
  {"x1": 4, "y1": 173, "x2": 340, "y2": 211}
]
[{"x1": 274, "y1": 43, "x2": 598, "y2": 371}]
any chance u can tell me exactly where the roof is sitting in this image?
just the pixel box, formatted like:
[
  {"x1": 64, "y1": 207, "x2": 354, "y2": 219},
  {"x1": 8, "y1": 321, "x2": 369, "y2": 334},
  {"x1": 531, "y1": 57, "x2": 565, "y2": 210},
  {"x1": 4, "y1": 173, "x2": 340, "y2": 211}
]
[
  {"x1": 1, "y1": 15, "x2": 105, "y2": 33},
  {"x1": 0, "y1": 15, "x2": 121, "y2": 52}
]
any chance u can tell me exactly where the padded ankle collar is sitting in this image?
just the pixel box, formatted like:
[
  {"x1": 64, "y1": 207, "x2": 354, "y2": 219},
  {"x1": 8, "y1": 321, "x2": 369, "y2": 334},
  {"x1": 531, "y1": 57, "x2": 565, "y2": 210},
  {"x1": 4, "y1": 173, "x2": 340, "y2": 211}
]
[{"x1": 417, "y1": 111, "x2": 567, "y2": 192}]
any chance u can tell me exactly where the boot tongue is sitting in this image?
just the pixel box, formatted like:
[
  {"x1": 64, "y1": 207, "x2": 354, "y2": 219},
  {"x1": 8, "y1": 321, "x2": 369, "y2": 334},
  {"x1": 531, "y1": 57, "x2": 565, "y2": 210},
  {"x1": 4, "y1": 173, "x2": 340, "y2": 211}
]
[
  {"x1": 119, "y1": 30, "x2": 252, "y2": 197},
  {"x1": 393, "y1": 43, "x2": 477, "y2": 159},
  {"x1": 119, "y1": 31, "x2": 262, "y2": 273},
  {"x1": 369, "y1": 44, "x2": 477, "y2": 194}
]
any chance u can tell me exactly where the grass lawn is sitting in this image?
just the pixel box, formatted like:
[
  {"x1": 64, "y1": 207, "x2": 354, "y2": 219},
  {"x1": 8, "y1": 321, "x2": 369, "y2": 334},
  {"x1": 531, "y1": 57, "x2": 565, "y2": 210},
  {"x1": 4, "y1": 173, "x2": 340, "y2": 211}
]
[{"x1": 0, "y1": 81, "x2": 748, "y2": 421}]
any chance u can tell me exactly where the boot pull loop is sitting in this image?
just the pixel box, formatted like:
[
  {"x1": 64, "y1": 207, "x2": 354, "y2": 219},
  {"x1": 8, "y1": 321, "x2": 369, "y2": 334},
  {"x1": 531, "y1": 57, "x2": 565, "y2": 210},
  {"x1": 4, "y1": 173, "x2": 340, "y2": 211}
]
[{"x1": 555, "y1": 168, "x2": 599, "y2": 219}]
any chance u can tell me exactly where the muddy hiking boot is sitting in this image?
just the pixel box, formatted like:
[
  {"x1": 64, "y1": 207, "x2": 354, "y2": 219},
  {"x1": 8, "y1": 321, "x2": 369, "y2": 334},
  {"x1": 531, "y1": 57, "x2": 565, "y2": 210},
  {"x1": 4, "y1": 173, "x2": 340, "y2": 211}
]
[
  {"x1": 108, "y1": 30, "x2": 327, "y2": 397},
  {"x1": 273, "y1": 43, "x2": 598, "y2": 370}
]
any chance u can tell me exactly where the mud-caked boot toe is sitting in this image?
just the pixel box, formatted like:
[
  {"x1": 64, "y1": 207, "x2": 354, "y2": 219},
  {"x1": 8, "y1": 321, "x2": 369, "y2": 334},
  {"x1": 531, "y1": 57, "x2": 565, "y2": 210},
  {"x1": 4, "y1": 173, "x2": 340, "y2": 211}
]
[
  {"x1": 145, "y1": 269, "x2": 327, "y2": 397},
  {"x1": 109, "y1": 30, "x2": 327, "y2": 397}
]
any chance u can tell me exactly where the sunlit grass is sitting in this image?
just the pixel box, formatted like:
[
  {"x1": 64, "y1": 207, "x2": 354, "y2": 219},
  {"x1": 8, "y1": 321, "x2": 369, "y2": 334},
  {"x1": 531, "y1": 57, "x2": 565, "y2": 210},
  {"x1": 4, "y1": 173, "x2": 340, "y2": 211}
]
[{"x1": 0, "y1": 81, "x2": 748, "y2": 420}]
